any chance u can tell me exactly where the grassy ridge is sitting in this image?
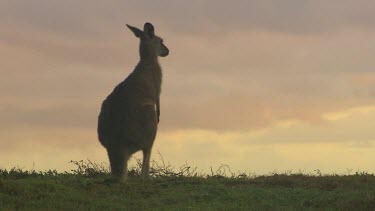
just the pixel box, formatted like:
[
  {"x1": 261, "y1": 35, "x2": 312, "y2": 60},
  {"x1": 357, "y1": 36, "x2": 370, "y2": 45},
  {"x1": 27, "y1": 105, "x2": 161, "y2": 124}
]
[{"x1": 1, "y1": 160, "x2": 375, "y2": 210}]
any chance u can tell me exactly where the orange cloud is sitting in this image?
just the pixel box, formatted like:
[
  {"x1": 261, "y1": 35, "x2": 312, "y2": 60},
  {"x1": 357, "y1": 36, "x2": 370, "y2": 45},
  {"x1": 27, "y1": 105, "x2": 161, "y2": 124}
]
[{"x1": 1, "y1": 0, "x2": 375, "y2": 173}]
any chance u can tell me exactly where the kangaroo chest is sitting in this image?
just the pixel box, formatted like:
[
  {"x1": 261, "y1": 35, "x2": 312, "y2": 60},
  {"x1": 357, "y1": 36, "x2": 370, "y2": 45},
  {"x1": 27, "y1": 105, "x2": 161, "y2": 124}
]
[{"x1": 134, "y1": 64, "x2": 162, "y2": 100}]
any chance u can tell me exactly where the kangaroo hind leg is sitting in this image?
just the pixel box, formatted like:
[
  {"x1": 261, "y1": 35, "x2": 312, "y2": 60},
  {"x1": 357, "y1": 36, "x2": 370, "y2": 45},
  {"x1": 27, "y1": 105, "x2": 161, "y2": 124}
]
[
  {"x1": 141, "y1": 147, "x2": 152, "y2": 179},
  {"x1": 108, "y1": 148, "x2": 130, "y2": 182}
]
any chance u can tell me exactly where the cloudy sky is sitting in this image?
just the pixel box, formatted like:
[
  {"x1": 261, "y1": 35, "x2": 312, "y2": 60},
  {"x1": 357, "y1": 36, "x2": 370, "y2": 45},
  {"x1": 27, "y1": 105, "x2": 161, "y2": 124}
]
[{"x1": 1, "y1": 0, "x2": 375, "y2": 174}]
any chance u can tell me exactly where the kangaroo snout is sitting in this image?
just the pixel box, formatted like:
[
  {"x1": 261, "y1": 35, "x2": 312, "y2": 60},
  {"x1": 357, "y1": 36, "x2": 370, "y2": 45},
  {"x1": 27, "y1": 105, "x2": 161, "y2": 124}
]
[{"x1": 161, "y1": 48, "x2": 169, "y2": 57}]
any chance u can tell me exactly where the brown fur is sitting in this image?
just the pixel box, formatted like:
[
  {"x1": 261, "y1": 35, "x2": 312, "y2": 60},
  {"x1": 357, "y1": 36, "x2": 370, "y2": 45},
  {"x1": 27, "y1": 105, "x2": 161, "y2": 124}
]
[{"x1": 97, "y1": 23, "x2": 169, "y2": 181}]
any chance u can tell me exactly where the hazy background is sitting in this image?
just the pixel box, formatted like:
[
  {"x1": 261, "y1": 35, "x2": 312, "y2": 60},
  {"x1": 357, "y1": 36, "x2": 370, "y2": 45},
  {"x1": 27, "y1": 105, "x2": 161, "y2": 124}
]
[{"x1": 1, "y1": 0, "x2": 375, "y2": 174}]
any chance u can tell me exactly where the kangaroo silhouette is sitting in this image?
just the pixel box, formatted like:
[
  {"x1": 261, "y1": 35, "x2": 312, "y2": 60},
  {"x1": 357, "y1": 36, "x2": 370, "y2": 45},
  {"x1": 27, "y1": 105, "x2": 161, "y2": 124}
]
[{"x1": 98, "y1": 23, "x2": 169, "y2": 182}]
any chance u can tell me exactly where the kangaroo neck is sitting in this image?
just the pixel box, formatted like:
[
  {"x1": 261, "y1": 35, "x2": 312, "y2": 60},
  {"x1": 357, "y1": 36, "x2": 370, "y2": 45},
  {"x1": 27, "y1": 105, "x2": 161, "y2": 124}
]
[
  {"x1": 136, "y1": 59, "x2": 163, "y2": 82},
  {"x1": 139, "y1": 56, "x2": 158, "y2": 65},
  {"x1": 136, "y1": 58, "x2": 163, "y2": 96},
  {"x1": 137, "y1": 57, "x2": 161, "y2": 72}
]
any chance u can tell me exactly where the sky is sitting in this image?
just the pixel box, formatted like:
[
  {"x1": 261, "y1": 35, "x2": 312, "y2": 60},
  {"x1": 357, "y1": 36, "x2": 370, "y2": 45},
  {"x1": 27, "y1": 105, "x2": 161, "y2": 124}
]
[{"x1": 1, "y1": 0, "x2": 375, "y2": 174}]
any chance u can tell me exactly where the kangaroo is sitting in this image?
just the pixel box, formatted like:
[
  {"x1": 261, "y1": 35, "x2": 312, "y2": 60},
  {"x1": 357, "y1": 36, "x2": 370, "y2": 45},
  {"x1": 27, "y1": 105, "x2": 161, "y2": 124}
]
[{"x1": 97, "y1": 23, "x2": 169, "y2": 182}]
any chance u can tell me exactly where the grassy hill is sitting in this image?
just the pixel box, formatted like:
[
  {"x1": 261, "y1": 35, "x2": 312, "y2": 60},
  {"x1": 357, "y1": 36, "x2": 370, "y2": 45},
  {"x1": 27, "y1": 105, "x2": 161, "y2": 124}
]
[{"x1": 1, "y1": 159, "x2": 375, "y2": 210}]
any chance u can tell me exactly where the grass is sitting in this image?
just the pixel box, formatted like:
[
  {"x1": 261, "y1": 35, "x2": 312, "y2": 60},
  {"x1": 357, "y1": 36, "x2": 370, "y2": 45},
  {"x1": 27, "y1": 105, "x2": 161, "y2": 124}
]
[{"x1": 1, "y1": 156, "x2": 375, "y2": 210}]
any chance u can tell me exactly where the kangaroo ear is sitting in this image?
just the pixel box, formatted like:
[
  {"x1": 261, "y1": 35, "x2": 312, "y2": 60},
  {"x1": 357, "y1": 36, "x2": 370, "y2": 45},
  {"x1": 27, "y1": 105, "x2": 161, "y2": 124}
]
[
  {"x1": 144, "y1": 22, "x2": 155, "y2": 38},
  {"x1": 126, "y1": 24, "x2": 143, "y2": 38}
]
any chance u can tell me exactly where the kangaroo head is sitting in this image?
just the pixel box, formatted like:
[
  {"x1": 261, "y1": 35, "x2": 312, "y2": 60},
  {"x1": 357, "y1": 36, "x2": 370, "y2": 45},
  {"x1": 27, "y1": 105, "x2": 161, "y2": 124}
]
[{"x1": 126, "y1": 23, "x2": 169, "y2": 59}]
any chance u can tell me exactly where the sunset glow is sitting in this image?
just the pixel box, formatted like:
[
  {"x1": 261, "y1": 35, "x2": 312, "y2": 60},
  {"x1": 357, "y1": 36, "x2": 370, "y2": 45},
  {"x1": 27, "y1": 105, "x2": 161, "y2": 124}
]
[{"x1": 1, "y1": 1, "x2": 375, "y2": 174}]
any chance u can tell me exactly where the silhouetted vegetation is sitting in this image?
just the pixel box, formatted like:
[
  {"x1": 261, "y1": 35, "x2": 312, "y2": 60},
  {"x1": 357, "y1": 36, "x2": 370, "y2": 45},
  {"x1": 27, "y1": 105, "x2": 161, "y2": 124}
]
[{"x1": 1, "y1": 156, "x2": 375, "y2": 210}]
